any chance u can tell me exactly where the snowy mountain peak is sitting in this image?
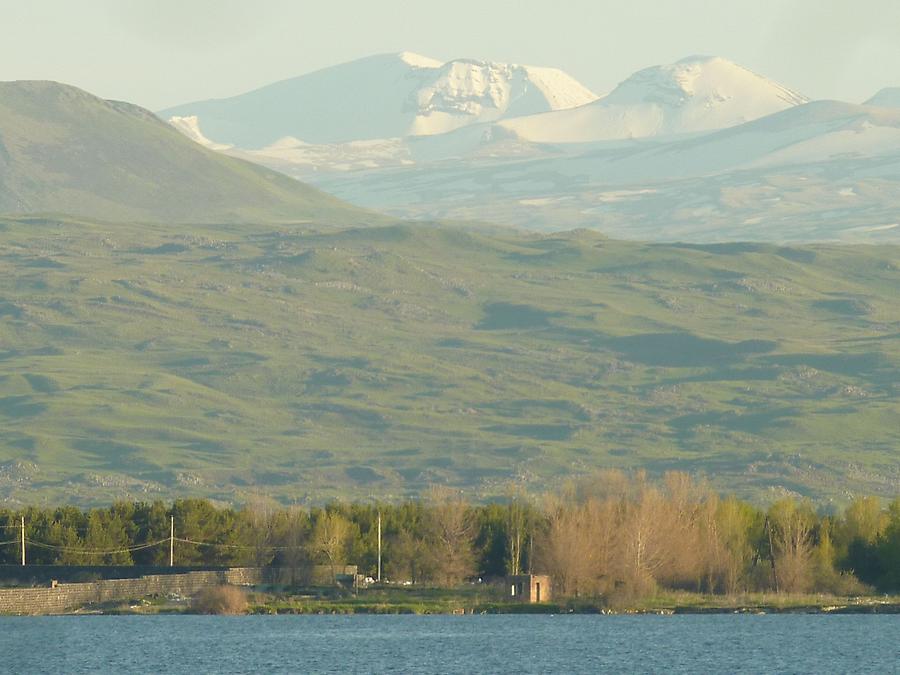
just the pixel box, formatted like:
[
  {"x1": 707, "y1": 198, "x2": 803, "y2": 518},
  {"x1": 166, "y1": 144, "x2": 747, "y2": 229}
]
[
  {"x1": 397, "y1": 51, "x2": 443, "y2": 69},
  {"x1": 676, "y1": 54, "x2": 718, "y2": 64},
  {"x1": 409, "y1": 58, "x2": 598, "y2": 135},
  {"x1": 497, "y1": 55, "x2": 809, "y2": 144},
  {"x1": 604, "y1": 55, "x2": 808, "y2": 109}
]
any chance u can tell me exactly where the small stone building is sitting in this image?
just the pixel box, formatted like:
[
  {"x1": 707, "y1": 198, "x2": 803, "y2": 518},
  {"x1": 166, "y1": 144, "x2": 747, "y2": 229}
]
[{"x1": 507, "y1": 574, "x2": 551, "y2": 603}]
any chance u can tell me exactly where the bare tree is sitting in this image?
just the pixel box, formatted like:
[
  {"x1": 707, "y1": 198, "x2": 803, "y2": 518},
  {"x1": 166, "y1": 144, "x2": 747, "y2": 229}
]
[
  {"x1": 243, "y1": 496, "x2": 278, "y2": 568},
  {"x1": 273, "y1": 506, "x2": 310, "y2": 586},
  {"x1": 768, "y1": 498, "x2": 815, "y2": 593},
  {"x1": 310, "y1": 510, "x2": 352, "y2": 585},
  {"x1": 536, "y1": 489, "x2": 618, "y2": 598},
  {"x1": 536, "y1": 493, "x2": 591, "y2": 597},
  {"x1": 583, "y1": 497, "x2": 619, "y2": 596},
  {"x1": 617, "y1": 480, "x2": 671, "y2": 596},
  {"x1": 424, "y1": 486, "x2": 476, "y2": 587},
  {"x1": 659, "y1": 472, "x2": 722, "y2": 591}
]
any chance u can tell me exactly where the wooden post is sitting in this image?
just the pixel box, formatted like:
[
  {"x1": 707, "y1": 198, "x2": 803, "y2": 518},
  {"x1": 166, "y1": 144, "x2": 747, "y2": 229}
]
[
  {"x1": 377, "y1": 511, "x2": 382, "y2": 582},
  {"x1": 170, "y1": 516, "x2": 175, "y2": 568},
  {"x1": 20, "y1": 516, "x2": 25, "y2": 566}
]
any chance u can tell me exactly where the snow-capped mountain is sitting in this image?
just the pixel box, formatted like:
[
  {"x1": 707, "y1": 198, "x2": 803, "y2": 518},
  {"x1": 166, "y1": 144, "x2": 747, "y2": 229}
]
[
  {"x1": 160, "y1": 52, "x2": 597, "y2": 148},
  {"x1": 496, "y1": 56, "x2": 809, "y2": 143},
  {"x1": 160, "y1": 51, "x2": 900, "y2": 243},
  {"x1": 867, "y1": 87, "x2": 900, "y2": 108},
  {"x1": 167, "y1": 54, "x2": 813, "y2": 174}
]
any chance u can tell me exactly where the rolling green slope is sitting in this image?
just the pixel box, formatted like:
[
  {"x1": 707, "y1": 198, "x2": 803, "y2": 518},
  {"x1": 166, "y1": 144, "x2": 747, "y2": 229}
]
[
  {"x1": 0, "y1": 81, "x2": 368, "y2": 224},
  {"x1": 0, "y1": 217, "x2": 897, "y2": 505}
]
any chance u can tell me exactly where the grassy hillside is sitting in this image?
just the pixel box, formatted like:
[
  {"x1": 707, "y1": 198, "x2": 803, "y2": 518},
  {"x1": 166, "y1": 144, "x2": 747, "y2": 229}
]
[
  {"x1": 0, "y1": 217, "x2": 897, "y2": 505},
  {"x1": 0, "y1": 81, "x2": 368, "y2": 224}
]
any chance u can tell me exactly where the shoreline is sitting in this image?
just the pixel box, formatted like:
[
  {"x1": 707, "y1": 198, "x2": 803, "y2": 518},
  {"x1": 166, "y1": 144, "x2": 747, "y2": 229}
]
[
  {"x1": 4, "y1": 579, "x2": 899, "y2": 617},
  {"x1": 39, "y1": 596, "x2": 900, "y2": 617}
]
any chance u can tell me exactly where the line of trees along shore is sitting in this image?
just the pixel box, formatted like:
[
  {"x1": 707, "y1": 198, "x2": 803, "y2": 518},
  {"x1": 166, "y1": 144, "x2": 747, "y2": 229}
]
[{"x1": 2, "y1": 472, "x2": 899, "y2": 598}]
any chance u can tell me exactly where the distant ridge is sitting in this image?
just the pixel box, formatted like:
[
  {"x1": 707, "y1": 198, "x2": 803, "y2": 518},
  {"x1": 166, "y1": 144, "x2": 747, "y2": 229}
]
[
  {"x1": 866, "y1": 87, "x2": 900, "y2": 108},
  {"x1": 159, "y1": 52, "x2": 599, "y2": 148},
  {"x1": 307, "y1": 98, "x2": 900, "y2": 242},
  {"x1": 0, "y1": 80, "x2": 364, "y2": 224}
]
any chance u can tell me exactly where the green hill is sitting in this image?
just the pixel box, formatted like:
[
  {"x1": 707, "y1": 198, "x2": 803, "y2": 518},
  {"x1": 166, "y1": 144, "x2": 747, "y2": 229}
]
[
  {"x1": 0, "y1": 217, "x2": 896, "y2": 505},
  {"x1": 0, "y1": 81, "x2": 367, "y2": 224}
]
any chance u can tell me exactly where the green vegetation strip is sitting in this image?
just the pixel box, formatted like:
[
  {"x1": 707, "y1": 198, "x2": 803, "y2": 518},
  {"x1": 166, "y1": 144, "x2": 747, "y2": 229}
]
[{"x1": 0, "y1": 217, "x2": 897, "y2": 502}]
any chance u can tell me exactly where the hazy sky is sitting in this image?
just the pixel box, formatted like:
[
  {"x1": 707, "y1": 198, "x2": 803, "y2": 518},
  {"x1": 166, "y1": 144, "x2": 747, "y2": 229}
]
[{"x1": 3, "y1": 0, "x2": 900, "y2": 110}]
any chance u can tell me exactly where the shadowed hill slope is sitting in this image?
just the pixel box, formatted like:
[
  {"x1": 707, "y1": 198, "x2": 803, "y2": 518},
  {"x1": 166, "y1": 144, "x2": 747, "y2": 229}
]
[
  {"x1": 0, "y1": 81, "x2": 366, "y2": 224},
  {"x1": 0, "y1": 219, "x2": 896, "y2": 506}
]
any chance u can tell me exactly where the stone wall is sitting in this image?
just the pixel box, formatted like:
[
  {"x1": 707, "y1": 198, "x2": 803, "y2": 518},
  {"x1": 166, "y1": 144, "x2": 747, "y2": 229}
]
[
  {"x1": 0, "y1": 565, "x2": 233, "y2": 585},
  {"x1": 0, "y1": 567, "x2": 263, "y2": 615},
  {"x1": 0, "y1": 564, "x2": 362, "y2": 615}
]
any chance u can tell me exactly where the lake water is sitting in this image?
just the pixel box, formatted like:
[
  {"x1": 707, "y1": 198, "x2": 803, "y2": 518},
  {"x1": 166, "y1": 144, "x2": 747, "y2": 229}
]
[{"x1": 1, "y1": 614, "x2": 898, "y2": 674}]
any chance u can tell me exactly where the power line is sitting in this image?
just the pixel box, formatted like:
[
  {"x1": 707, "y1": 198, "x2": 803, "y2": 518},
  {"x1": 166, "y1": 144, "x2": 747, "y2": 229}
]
[
  {"x1": 4, "y1": 536, "x2": 305, "y2": 556},
  {"x1": 24, "y1": 538, "x2": 169, "y2": 556},
  {"x1": 175, "y1": 537, "x2": 305, "y2": 552},
  {"x1": 4, "y1": 525, "x2": 314, "y2": 561}
]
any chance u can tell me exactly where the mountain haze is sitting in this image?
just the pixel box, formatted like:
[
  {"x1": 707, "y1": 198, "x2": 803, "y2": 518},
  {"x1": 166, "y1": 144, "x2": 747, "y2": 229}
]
[
  {"x1": 161, "y1": 52, "x2": 598, "y2": 148},
  {"x1": 160, "y1": 52, "x2": 900, "y2": 243},
  {"x1": 0, "y1": 81, "x2": 362, "y2": 224},
  {"x1": 867, "y1": 87, "x2": 900, "y2": 108},
  {"x1": 308, "y1": 99, "x2": 900, "y2": 242}
]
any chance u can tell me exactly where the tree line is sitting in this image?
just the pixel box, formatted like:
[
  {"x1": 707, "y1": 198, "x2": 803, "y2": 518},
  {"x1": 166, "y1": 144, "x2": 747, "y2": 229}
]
[{"x1": 1, "y1": 473, "x2": 898, "y2": 597}]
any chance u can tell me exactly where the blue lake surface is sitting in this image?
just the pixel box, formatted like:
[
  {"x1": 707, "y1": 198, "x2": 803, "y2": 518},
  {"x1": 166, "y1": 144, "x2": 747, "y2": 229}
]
[{"x1": 1, "y1": 614, "x2": 898, "y2": 674}]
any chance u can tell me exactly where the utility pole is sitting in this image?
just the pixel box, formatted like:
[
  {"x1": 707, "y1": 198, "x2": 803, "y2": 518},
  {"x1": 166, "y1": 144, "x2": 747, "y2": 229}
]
[
  {"x1": 376, "y1": 511, "x2": 382, "y2": 583},
  {"x1": 20, "y1": 516, "x2": 25, "y2": 566},
  {"x1": 169, "y1": 516, "x2": 175, "y2": 568},
  {"x1": 528, "y1": 534, "x2": 534, "y2": 575}
]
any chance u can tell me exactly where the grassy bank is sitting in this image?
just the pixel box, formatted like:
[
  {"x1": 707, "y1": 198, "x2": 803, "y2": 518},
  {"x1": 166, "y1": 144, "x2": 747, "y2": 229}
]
[{"x1": 81, "y1": 585, "x2": 900, "y2": 616}]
